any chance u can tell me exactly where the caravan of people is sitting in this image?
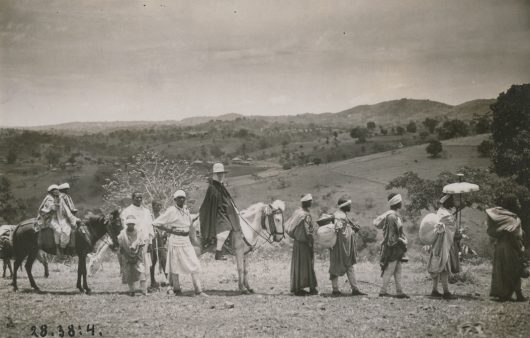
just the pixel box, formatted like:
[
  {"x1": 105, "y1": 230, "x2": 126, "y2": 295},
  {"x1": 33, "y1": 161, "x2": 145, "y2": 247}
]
[{"x1": 3, "y1": 162, "x2": 527, "y2": 305}]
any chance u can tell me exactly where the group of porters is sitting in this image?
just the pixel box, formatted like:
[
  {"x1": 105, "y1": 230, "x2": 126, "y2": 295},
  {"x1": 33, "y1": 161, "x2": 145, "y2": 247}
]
[{"x1": 4, "y1": 163, "x2": 529, "y2": 302}]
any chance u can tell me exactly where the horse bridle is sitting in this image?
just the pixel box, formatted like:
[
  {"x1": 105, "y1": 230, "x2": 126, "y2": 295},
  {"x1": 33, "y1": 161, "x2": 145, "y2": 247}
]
[
  {"x1": 260, "y1": 205, "x2": 285, "y2": 243},
  {"x1": 103, "y1": 213, "x2": 120, "y2": 248}
]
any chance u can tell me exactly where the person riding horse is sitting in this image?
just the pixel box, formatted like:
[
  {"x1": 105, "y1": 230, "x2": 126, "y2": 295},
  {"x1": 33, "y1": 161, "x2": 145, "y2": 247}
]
[{"x1": 199, "y1": 163, "x2": 241, "y2": 260}]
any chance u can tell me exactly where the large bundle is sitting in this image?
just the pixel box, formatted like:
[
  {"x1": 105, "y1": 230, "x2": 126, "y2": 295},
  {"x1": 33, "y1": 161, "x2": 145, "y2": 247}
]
[
  {"x1": 419, "y1": 213, "x2": 439, "y2": 245},
  {"x1": 316, "y1": 214, "x2": 336, "y2": 249}
]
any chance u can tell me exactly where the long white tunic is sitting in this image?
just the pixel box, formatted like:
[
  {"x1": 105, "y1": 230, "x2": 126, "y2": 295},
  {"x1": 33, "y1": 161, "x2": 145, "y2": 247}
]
[{"x1": 153, "y1": 205, "x2": 201, "y2": 275}]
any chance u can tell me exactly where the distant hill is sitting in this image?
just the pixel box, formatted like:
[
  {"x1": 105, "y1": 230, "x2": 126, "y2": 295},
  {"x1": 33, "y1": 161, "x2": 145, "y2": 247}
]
[{"x1": 20, "y1": 98, "x2": 494, "y2": 134}]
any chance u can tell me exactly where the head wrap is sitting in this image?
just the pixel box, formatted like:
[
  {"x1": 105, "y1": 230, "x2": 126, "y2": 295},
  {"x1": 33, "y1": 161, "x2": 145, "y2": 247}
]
[
  {"x1": 47, "y1": 184, "x2": 59, "y2": 192},
  {"x1": 439, "y1": 194, "x2": 452, "y2": 204},
  {"x1": 58, "y1": 183, "x2": 70, "y2": 190},
  {"x1": 300, "y1": 194, "x2": 313, "y2": 202},
  {"x1": 173, "y1": 190, "x2": 186, "y2": 199},
  {"x1": 388, "y1": 194, "x2": 402, "y2": 207},
  {"x1": 338, "y1": 198, "x2": 352, "y2": 209},
  {"x1": 125, "y1": 215, "x2": 137, "y2": 225}
]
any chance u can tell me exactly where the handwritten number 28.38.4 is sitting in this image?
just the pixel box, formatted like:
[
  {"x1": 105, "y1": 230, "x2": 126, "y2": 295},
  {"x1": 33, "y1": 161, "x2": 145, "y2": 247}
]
[{"x1": 30, "y1": 324, "x2": 97, "y2": 337}]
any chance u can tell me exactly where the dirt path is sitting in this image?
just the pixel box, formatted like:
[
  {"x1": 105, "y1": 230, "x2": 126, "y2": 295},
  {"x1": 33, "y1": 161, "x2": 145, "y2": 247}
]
[{"x1": 2, "y1": 249, "x2": 529, "y2": 337}]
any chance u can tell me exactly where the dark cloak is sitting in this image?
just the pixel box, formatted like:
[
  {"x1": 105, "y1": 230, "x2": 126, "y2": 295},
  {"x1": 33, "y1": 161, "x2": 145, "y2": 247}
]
[{"x1": 199, "y1": 180, "x2": 241, "y2": 249}]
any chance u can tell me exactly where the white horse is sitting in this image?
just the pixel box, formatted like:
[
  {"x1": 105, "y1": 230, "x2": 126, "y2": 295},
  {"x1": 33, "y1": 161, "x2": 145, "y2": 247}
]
[{"x1": 208, "y1": 199, "x2": 286, "y2": 294}]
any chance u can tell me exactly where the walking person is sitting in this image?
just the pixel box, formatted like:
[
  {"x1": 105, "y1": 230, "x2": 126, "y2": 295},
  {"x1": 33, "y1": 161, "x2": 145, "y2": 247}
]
[
  {"x1": 427, "y1": 194, "x2": 458, "y2": 299},
  {"x1": 486, "y1": 194, "x2": 527, "y2": 302},
  {"x1": 118, "y1": 215, "x2": 148, "y2": 296},
  {"x1": 290, "y1": 194, "x2": 318, "y2": 296},
  {"x1": 330, "y1": 198, "x2": 366, "y2": 296},
  {"x1": 374, "y1": 193, "x2": 409, "y2": 298},
  {"x1": 153, "y1": 190, "x2": 207, "y2": 297}
]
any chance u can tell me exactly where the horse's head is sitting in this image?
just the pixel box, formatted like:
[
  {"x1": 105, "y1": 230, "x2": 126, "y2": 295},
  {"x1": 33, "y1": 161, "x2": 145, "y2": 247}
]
[
  {"x1": 105, "y1": 209, "x2": 122, "y2": 250},
  {"x1": 263, "y1": 200, "x2": 286, "y2": 242}
]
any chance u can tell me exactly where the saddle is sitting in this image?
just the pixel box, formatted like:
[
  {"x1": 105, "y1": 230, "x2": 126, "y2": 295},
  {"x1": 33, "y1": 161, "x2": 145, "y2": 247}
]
[{"x1": 38, "y1": 225, "x2": 87, "y2": 256}]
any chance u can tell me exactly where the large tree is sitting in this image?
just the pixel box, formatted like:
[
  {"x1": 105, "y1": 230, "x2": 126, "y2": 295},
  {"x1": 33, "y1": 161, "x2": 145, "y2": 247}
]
[
  {"x1": 102, "y1": 151, "x2": 202, "y2": 211},
  {"x1": 491, "y1": 84, "x2": 530, "y2": 188}
]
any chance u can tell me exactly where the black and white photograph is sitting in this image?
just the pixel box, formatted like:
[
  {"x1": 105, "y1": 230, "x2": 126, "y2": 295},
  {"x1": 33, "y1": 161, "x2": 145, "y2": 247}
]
[{"x1": 1, "y1": 0, "x2": 530, "y2": 337}]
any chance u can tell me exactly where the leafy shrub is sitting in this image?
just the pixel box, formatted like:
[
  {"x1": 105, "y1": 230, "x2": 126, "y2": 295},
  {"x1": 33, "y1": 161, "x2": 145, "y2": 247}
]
[
  {"x1": 357, "y1": 226, "x2": 378, "y2": 251},
  {"x1": 477, "y1": 139, "x2": 493, "y2": 157},
  {"x1": 426, "y1": 140, "x2": 443, "y2": 158}
]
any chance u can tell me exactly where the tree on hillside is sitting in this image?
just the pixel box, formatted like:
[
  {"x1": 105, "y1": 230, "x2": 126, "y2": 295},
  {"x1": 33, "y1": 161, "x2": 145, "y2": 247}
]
[
  {"x1": 491, "y1": 84, "x2": 530, "y2": 188},
  {"x1": 367, "y1": 121, "x2": 376, "y2": 130},
  {"x1": 423, "y1": 118, "x2": 439, "y2": 134},
  {"x1": 477, "y1": 139, "x2": 493, "y2": 158},
  {"x1": 44, "y1": 149, "x2": 61, "y2": 166},
  {"x1": 396, "y1": 126, "x2": 405, "y2": 135},
  {"x1": 102, "y1": 151, "x2": 202, "y2": 210},
  {"x1": 0, "y1": 177, "x2": 27, "y2": 223},
  {"x1": 426, "y1": 140, "x2": 443, "y2": 158},
  {"x1": 350, "y1": 127, "x2": 369, "y2": 140},
  {"x1": 406, "y1": 121, "x2": 417, "y2": 133},
  {"x1": 473, "y1": 115, "x2": 491, "y2": 134},
  {"x1": 437, "y1": 119, "x2": 470, "y2": 140}
]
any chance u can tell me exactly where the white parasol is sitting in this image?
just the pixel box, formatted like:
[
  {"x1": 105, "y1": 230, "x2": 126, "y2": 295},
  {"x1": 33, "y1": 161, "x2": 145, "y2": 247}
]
[
  {"x1": 443, "y1": 182, "x2": 480, "y2": 194},
  {"x1": 442, "y1": 175, "x2": 480, "y2": 238}
]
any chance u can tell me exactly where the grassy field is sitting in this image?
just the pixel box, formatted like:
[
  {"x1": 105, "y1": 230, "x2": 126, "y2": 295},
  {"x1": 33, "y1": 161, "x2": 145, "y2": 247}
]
[{"x1": 2, "y1": 245, "x2": 529, "y2": 337}]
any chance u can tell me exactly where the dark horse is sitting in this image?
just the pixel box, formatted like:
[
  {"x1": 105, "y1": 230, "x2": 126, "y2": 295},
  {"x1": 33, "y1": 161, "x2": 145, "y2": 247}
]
[
  {"x1": 12, "y1": 210, "x2": 122, "y2": 293},
  {"x1": 1, "y1": 224, "x2": 49, "y2": 279}
]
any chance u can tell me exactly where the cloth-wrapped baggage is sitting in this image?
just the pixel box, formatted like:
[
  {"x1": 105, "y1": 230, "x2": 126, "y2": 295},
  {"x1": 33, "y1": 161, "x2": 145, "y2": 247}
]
[{"x1": 419, "y1": 213, "x2": 438, "y2": 245}]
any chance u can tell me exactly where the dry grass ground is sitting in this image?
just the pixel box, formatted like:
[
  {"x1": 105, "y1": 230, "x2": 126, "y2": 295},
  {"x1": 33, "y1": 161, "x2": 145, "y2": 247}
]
[{"x1": 2, "y1": 243, "x2": 530, "y2": 337}]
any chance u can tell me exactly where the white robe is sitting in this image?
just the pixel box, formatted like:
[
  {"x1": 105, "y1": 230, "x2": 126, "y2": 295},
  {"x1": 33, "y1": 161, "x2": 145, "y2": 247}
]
[{"x1": 153, "y1": 205, "x2": 201, "y2": 275}]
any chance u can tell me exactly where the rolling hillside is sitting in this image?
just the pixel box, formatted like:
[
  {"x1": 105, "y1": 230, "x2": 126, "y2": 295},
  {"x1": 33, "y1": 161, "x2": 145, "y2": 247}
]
[{"x1": 18, "y1": 98, "x2": 494, "y2": 134}]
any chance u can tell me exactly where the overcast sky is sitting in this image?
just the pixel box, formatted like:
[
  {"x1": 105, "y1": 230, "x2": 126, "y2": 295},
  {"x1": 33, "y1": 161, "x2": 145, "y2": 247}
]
[{"x1": 1, "y1": 0, "x2": 529, "y2": 127}]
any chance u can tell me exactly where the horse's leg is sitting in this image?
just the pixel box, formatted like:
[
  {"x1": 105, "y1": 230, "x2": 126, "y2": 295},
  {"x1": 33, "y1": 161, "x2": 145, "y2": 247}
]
[
  {"x1": 76, "y1": 253, "x2": 84, "y2": 293},
  {"x1": 80, "y1": 254, "x2": 90, "y2": 294},
  {"x1": 233, "y1": 233, "x2": 248, "y2": 294},
  {"x1": 2, "y1": 259, "x2": 6, "y2": 278},
  {"x1": 150, "y1": 244, "x2": 157, "y2": 288},
  {"x1": 25, "y1": 250, "x2": 40, "y2": 292},
  {"x1": 12, "y1": 256, "x2": 24, "y2": 291},
  {"x1": 7, "y1": 259, "x2": 13, "y2": 278},
  {"x1": 38, "y1": 251, "x2": 49, "y2": 278},
  {"x1": 243, "y1": 254, "x2": 254, "y2": 293}
]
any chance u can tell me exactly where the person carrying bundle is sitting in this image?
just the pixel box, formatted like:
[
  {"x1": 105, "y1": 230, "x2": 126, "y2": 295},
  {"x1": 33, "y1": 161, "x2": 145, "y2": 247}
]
[
  {"x1": 427, "y1": 194, "x2": 458, "y2": 299},
  {"x1": 289, "y1": 194, "x2": 318, "y2": 296},
  {"x1": 329, "y1": 197, "x2": 366, "y2": 296},
  {"x1": 374, "y1": 193, "x2": 409, "y2": 298},
  {"x1": 486, "y1": 194, "x2": 527, "y2": 302}
]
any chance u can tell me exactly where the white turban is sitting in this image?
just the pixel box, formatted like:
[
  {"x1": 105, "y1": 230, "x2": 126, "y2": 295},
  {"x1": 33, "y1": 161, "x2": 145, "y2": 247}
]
[
  {"x1": 47, "y1": 184, "x2": 59, "y2": 192},
  {"x1": 388, "y1": 194, "x2": 402, "y2": 206},
  {"x1": 125, "y1": 215, "x2": 137, "y2": 225},
  {"x1": 173, "y1": 190, "x2": 186, "y2": 199},
  {"x1": 300, "y1": 194, "x2": 313, "y2": 202},
  {"x1": 339, "y1": 199, "x2": 352, "y2": 208},
  {"x1": 58, "y1": 183, "x2": 70, "y2": 190}
]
